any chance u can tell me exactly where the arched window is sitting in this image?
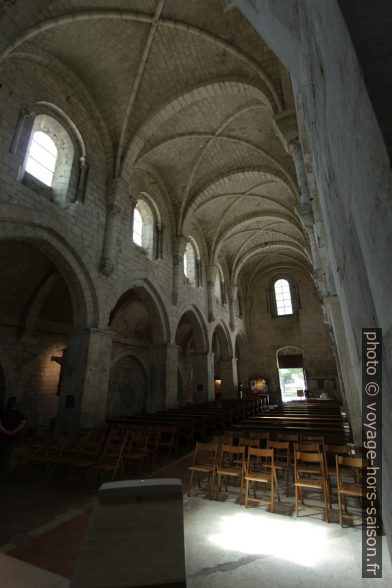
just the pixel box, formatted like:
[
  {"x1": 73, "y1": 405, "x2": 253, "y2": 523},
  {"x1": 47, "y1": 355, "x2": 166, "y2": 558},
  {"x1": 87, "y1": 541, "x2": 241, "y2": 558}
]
[
  {"x1": 133, "y1": 199, "x2": 154, "y2": 255},
  {"x1": 25, "y1": 131, "x2": 58, "y2": 187},
  {"x1": 132, "y1": 208, "x2": 143, "y2": 246},
  {"x1": 184, "y1": 241, "x2": 196, "y2": 285},
  {"x1": 19, "y1": 111, "x2": 87, "y2": 204},
  {"x1": 274, "y1": 278, "x2": 293, "y2": 315},
  {"x1": 213, "y1": 273, "x2": 222, "y2": 303}
]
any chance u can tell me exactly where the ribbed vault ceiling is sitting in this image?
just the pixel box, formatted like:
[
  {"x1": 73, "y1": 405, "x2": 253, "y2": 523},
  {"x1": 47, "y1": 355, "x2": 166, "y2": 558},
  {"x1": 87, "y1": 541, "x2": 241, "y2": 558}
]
[{"x1": 0, "y1": 0, "x2": 311, "y2": 288}]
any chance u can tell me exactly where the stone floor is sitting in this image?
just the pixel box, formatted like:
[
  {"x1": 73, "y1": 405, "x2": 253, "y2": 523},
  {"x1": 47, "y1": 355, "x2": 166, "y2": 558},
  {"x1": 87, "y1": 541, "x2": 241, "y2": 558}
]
[
  {"x1": 184, "y1": 494, "x2": 392, "y2": 588},
  {"x1": 0, "y1": 456, "x2": 391, "y2": 587}
]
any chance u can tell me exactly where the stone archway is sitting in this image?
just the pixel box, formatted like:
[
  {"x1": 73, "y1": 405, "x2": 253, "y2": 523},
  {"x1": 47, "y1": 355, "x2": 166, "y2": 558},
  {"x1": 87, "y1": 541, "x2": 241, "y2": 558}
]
[
  {"x1": 108, "y1": 284, "x2": 170, "y2": 416},
  {"x1": 212, "y1": 323, "x2": 236, "y2": 399},
  {"x1": 107, "y1": 354, "x2": 147, "y2": 419},
  {"x1": 175, "y1": 308, "x2": 211, "y2": 404},
  {"x1": 0, "y1": 239, "x2": 77, "y2": 429}
]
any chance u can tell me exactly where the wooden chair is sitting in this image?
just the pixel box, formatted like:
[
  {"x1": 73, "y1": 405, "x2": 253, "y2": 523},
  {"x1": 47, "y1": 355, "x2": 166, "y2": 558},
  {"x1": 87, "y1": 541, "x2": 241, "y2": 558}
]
[
  {"x1": 108, "y1": 422, "x2": 130, "y2": 435},
  {"x1": 277, "y1": 432, "x2": 298, "y2": 467},
  {"x1": 12, "y1": 435, "x2": 52, "y2": 470},
  {"x1": 157, "y1": 426, "x2": 176, "y2": 461},
  {"x1": 92, "y1": 433, "x2": 126, "y2": 481},
  {"x1": 324, "y1": 444, "x2": 352, "y2": 505},
  {"x1": 244, "y1": 448, "x2": 279, "y2": 512},
  {"x1": 277, "y1": 432, "x2": 299, "y2": 443},
  {"x1": 336, "y1": 455, "x2": 366, "y2": 526},
  {"x1": 68, "y1": 430, "x2": 105, "y2": 475},
  {"x1": 145, "y1": 427, "x2": 162, "y2": 466},
  {"x1": 215, "y1": 444, "x2": 245, "y2": 502},
  {"x1": 268, "y1": 440, "x2": 291, "y2": 496},
  {"x1": 249, "y1": 431, "x2": 270, "y2": 448},
  {"x1": 212, "y1": 434, "x2": 234, "y2": 447},
  {"x1": 123, "y1": 430, "x2": 150, "y2": 474},
  {"x1": 187, "y1": 442, "x2": 218, "y2": 498},
  {"x1": 239, "y1": 438, "x2": 259, "y2": 457},
  {"x1": 50, "y1": 433, "x2": 83, "y2": 473},
  {"x1": 300, "y1": 434, "x2": 325, "y2": 444},
  {"x1": 295, "y1": 442, "x2": 323, "y2": 454},
  {"x1": 23, "y1": 434, "x2": 66, "y2": 471},
  {"x1": 294, "y1": 450, "x2": 329, "y2": 522}
]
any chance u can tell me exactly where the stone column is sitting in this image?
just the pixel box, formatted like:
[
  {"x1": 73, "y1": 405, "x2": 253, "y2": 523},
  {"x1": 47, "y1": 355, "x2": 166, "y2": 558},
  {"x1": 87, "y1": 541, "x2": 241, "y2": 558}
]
[
  {"x1": 57, "y1": 328, "x2": 113, "y2": 430},
  {"x1": 322, "y1": 296, "x2": 362, "y2": 444},
  {"x1": 288, "y1": 138, "x2": 321, "y2": 273},
  {"x1": 155, "y1": 225, "x2": 163, "y2": 259},
  {"x1": 206, "y1": 265, "x2": 218, "y2": 322},
  {"x1": 172, "y1": 253, "x2": 182, "y2": 305},
  {"x1": 172, "y1": 237, "x2": 186, "y2": 305},
  {"x1": 273, "y1": 111, "x2": 321, "y2": 273},
  {"x1": 100, "y1": 177, "x2": 128, "y2": 276},
  {"x1": 237, "y1": 356, "x2": 249, "y2": 388},
  {"x1": 220, "y1": 357, "x2": 238, "y2": 399},
  {"x1": 228, "y1": 285, "x2": 238, "y2": 331},
  {"x1": 192, "y1": 351, "x2": 214, "y2": 403},
  {"x1": 76, "y1": 157, "x2": 89, "y2": 204},
  {"x1": 195, "y1": 258, "x2": 203, "y2": 288},
  {"x1": 151, "y1": 343, "x2": 178, "y2": 410}
]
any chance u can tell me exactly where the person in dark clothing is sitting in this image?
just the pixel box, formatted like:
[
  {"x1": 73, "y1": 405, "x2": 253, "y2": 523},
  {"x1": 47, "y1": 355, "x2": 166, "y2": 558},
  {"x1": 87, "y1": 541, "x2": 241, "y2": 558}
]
[{"x1": 0, "y1": 396, "x2": 26, "y2": 473}]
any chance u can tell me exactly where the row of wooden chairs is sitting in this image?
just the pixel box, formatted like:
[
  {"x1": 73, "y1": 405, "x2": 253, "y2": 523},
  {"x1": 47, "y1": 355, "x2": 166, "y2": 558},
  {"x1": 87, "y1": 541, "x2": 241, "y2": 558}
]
[
  {"x1": 188, "y1": 440, "x2": 366, "y2": 526},
  {"x1": 12, "y1": 425, "x2": 177, "y2": 479}
]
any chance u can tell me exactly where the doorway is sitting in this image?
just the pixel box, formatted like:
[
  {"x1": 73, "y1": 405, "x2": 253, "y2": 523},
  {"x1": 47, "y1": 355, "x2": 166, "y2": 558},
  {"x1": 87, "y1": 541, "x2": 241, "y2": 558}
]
[
  {"x1": 276, "y1": 350, "x2": 306, "y2": 403},
  {"x1": 278, "y1": 367, "x2": 306, "y2": 402}
]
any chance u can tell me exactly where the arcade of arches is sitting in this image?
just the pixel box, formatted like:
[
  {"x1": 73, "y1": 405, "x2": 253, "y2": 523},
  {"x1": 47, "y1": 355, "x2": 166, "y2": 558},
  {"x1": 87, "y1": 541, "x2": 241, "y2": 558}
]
[{"x1": 0, "y1": 0, "x2": 391, "y2": 558}]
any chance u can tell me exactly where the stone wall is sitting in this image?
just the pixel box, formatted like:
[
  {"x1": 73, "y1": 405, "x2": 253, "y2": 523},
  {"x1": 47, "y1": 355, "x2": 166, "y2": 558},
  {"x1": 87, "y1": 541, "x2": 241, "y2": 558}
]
[
  {"x1": 247, "y1": 268, "x2": 338, "y2": 397},
  {"x1": 236, "y1": 0, "x2": 392, "y2": 555}
]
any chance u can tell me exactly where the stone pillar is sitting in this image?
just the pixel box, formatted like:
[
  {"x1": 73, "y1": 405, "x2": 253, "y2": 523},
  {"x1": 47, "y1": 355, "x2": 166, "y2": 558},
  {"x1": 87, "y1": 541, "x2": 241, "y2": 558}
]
[
  {"x1": 155, "y1": 225, "x2": 163, "y2": 259},
  {"x1": 323, "y1": 296, "x2": 362, "y2": 444},
  {"x1": 146, "y1": 343, "x2": 179, "y2": 412},
  {"x1": 172, "y1": 237, "x2": 186, "y2": 305},
  {"x1": 192, "y1": 351, "x2": 214, "y2": 403},
  {"x1": 10, "y1": 108, "x2": 34, "y2": 157},
  {"x1": 100, "y1": 177, "x2": 128, "y2": 276},
  {"x1": 196, "y1": 258, "x2": 203, "y2": 287},
  {"x1": 57, "y1": 328, "x2": 113, "y2": 430},
  {"x1": 237, "y1": 357, "x2": 249, "y2": 387},
  {"x1": 220, "y1": 357, "x2": 238, "y2": 399},
  {"x1": 228, "y1": 285, "x2": 238, "y2": 331},
  {"x1": 76, "y1": 157, "x2": 89, "y2": 204},
  {"x1": 273, "y1": 111, "x2": 321, "y2": 273},
  {"x1": 172, "y1": 253, "x2": 182, "y2": 305},
  {"x1": 288, "y1": 138, "x2": 321, "y2": 273},
  {"x1": 206, "y1": 265, "x2": 218, "y2": 322}
]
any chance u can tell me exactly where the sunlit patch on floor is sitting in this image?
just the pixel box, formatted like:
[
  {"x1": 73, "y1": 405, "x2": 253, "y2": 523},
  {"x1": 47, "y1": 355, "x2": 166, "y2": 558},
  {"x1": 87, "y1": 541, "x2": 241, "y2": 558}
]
[{"x1": 208, "y1": 511, "x2": 334, "y2": 567}]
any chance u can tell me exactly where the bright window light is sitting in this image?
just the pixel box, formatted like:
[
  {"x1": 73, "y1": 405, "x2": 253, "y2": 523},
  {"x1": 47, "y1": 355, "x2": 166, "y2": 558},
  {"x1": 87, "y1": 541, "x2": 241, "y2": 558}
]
[
  {"x1": 133, "y1": 208, "x2": 143, "y2": 246},
  {"x1": 274, "y1": 279, "x2": 293, "y2": 315},
  {"x1": 184, "y1": 242, "x2": 196, "y2": 284},
  {"x1": 25, "y1": 131, "x2": 57, "y2": 187}
]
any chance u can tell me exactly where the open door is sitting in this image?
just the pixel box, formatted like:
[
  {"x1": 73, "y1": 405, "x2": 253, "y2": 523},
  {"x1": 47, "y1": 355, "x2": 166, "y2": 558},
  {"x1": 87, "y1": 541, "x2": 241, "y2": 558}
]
[{"x1": 277, "y1": 353, "x2": 306, "y2": 403}]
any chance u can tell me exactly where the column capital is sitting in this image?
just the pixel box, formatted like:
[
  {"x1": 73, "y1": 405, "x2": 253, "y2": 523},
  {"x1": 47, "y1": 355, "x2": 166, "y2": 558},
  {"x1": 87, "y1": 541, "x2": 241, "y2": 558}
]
[
  {"x1": 100, "y1": 257, "x2": 115, "y2": 276},
  {"x1": 272, "y1": 109, "x2": 299, "y2": 154},
  {"x1": 323, "y1": 294, "x2": 339, "y2": 305}
]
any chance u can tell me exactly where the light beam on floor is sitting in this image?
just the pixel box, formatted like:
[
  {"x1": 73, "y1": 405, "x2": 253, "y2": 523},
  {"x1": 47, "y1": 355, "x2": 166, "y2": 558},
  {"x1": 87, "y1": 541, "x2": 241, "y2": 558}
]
[{"x1": 208, "y1": 512, "x2": 337, "y2": 568}]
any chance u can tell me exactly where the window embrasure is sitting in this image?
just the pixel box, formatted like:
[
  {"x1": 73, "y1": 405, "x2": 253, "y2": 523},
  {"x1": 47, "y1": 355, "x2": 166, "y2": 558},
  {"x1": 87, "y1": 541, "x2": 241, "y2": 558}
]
[{"x1": 132, "y1": 199, "x2": 155, "y2": 256}]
